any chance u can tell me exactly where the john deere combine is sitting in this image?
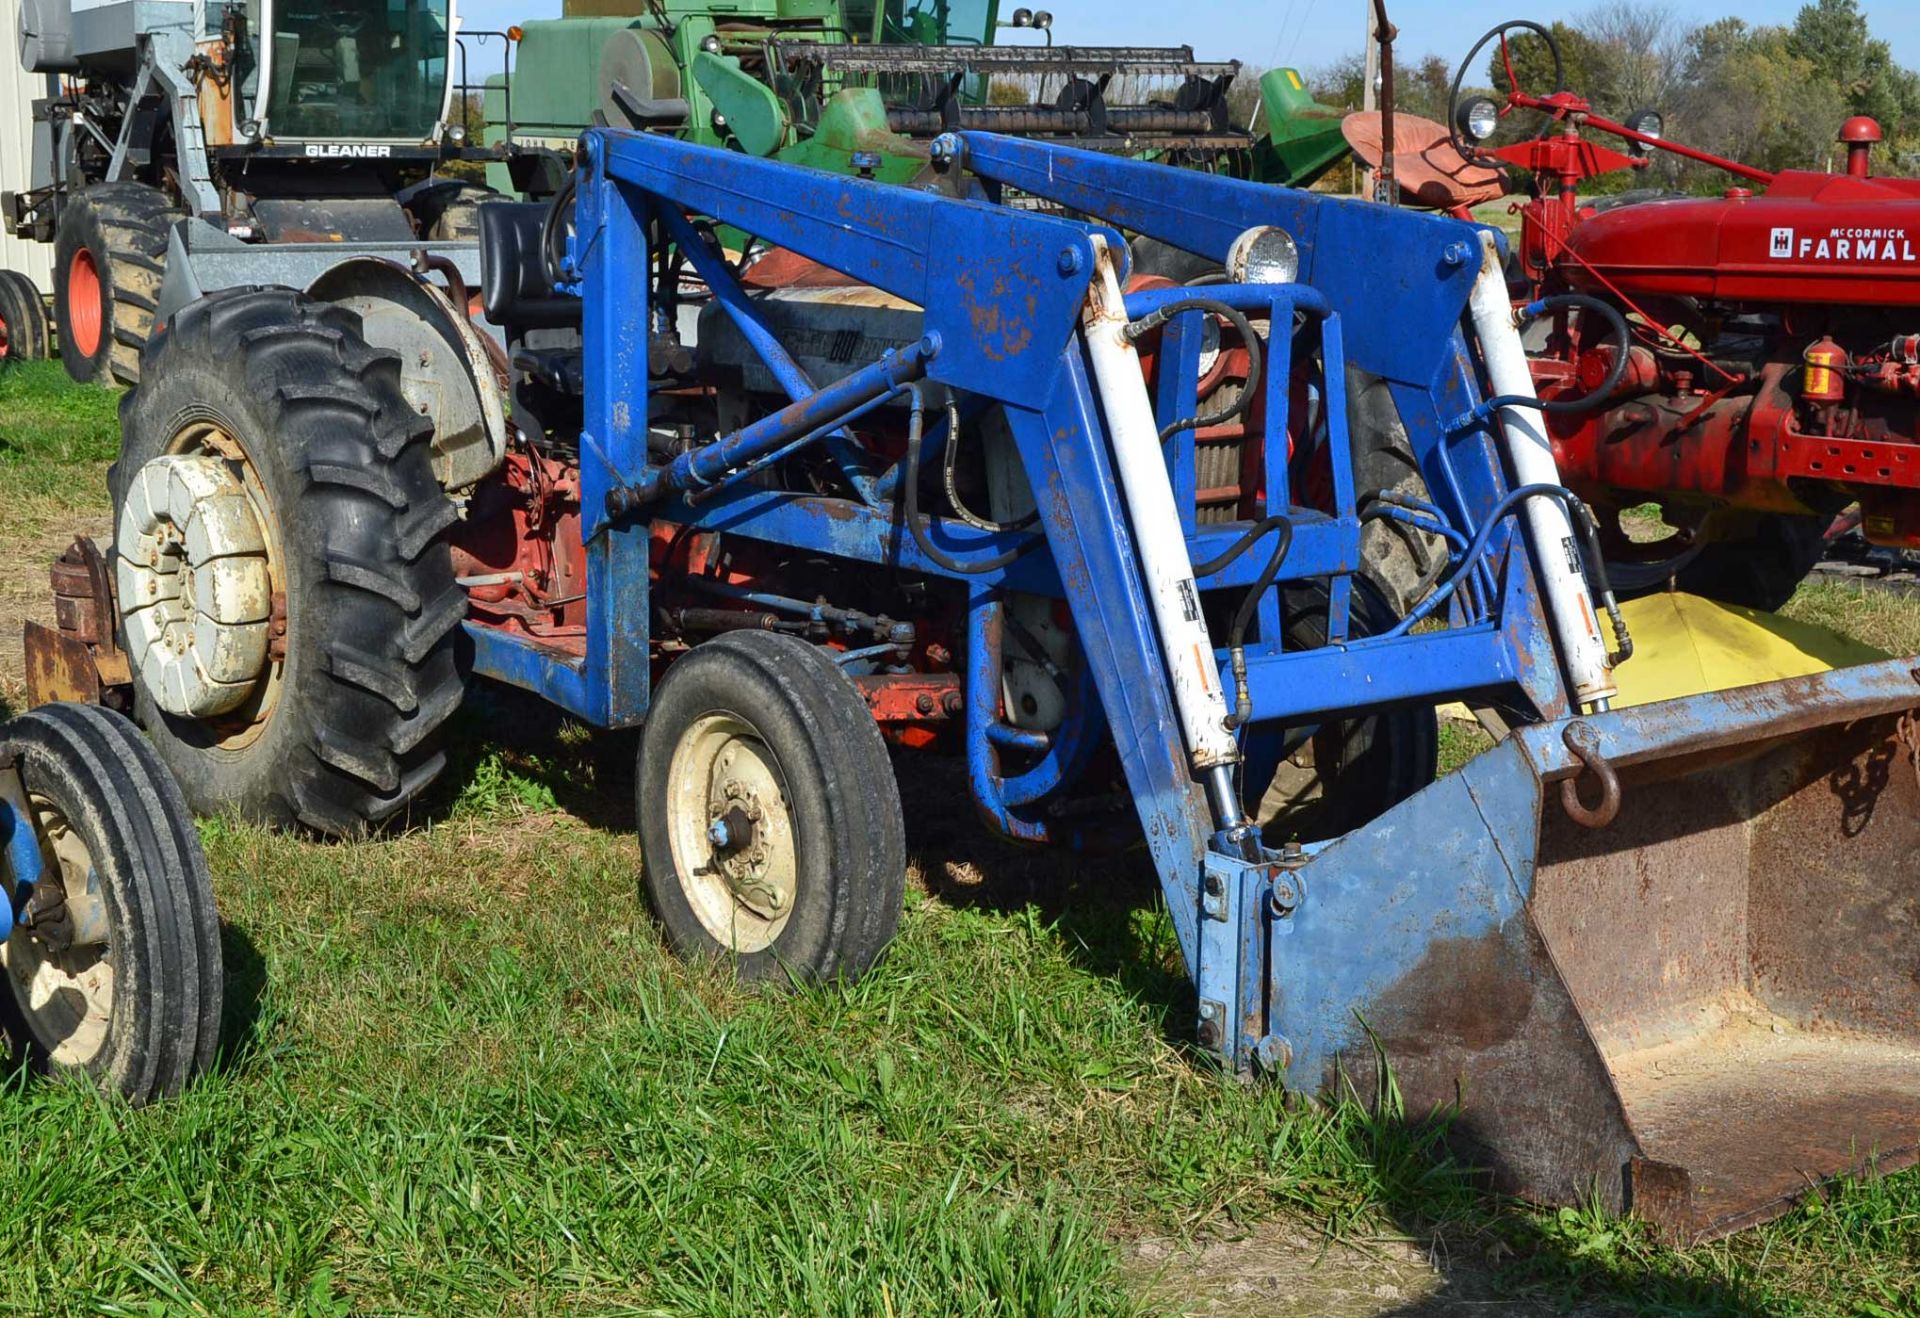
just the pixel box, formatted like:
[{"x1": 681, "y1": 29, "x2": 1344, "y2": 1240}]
[{"x1": 486, "y1": 0, "x2": 1350, "y2": 192}]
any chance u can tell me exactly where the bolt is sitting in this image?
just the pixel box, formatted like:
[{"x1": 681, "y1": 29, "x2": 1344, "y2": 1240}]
[
  {"x1": 942, "y1": 691, "x2": 964, "y2": 717},
  {"x1": 1441, "y1": 240, "x2": 1473, "y2": 268},
  {"x1": 915, "y1": 693, "x2": 935, "y2": 715},
  {"x1": 1057, "y1": 246, "x2": 1084, "y2": 277},
  {"x1": 1253, "y1": 1034, "x2": 1292, "y2": 1073},
  {"x1": 1203, "y1": 873, "x2": 1224, "y2": 899},
  {"x1": 928, "y1": 133, "x2": 961, "y2": 165},
  {"x1": 1196, "y1": 1018, "x2": 1222, "y2": 1050},
  {"x1": 926, "y1": 643, "x2": 951, "y2": 666},
  {"x1": 708, "y1": 818, "x2": 731, "y2": 848}
]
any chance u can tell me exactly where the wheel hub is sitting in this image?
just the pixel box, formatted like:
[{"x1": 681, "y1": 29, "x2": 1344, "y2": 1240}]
[
  {"x1": 116, "y1": 453, "x2": 274, "y2": 718},
  {"x1": 3, "y1": 796, "x2": 113, "y2": 1068},
  {"x1": 665, "y1": 714, "x2": 799, "y2": 951}
]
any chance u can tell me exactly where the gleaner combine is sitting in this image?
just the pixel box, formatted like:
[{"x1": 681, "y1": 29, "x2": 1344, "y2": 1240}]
[
  {"x1": 7, "y1": 0, "x2": 505, "y2": 385},
  {"x1": 1377, "y1": 19, "x2": 1920, "y2": 607},
  {"x1": 25, "y1": 105, "x2": 1920, "y2": 1240}
]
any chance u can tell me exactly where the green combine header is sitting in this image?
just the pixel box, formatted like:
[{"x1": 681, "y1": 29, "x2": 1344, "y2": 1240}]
[{"x1": 486, "y1": 0, "x2": 1349, "y2": 191}]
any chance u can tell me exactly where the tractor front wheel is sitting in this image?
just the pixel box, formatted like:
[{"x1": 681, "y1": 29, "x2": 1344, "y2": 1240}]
[
  {"x1": 53, "y1": 183, "x2": 177, "y2": 386},
  {"x1": 0, "y1": 703, "x2": 223, "y2": 1101},
  {"x1": 114, "y1": 288, "x2": 467, "y2": 834},
  {"x1": 637, "y1": 631, "x2": 906, "y2": 984}
]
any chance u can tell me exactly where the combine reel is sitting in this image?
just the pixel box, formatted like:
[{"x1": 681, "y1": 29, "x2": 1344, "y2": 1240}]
[{"x1": 0, "y1": 703, "x2": 222, "y2": 1101}]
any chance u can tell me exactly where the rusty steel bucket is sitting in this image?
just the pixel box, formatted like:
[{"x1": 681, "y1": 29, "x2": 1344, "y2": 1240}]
[{"x1": 1268, "y1": 656, "x2": 1920, "y2": 1243}]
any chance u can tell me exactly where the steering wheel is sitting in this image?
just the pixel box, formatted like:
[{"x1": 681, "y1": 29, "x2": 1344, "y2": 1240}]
[{"x1": 1446, "y1": 20, "x2": 1565, "y2": 164}]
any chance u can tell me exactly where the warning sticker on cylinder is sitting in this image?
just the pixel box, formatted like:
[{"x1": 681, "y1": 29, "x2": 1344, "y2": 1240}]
[
  {"x1": 1177, "y1": 578, "x2": 1202, "y2": 623},
  {"x1": 1769, "y1": 225, "x2": 1917, "y2": 262}
]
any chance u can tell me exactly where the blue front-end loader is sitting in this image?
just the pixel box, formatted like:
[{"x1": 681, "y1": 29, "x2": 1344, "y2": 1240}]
[{"x1": 78, "y1": 124, "x2": 1920, "y2": 1241}]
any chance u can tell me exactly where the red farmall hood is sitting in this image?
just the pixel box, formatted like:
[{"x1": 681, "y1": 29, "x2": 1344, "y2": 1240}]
[{"x1": 1559, "y1": 170, "x2": 1920, "y2": 307}]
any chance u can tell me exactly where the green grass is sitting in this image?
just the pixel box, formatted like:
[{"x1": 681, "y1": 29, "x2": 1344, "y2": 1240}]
[
  {"x1": 0, "y1": 360, "x2": 121, "y2": 480},
  {"x1": 3, "y1": 368, "x2": 1920, "y2": 1314}
]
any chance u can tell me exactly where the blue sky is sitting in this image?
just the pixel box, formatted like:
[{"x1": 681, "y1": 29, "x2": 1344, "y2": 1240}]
[{"x1": 453, "y1": 1, "x2": 1919, "y2": 76}]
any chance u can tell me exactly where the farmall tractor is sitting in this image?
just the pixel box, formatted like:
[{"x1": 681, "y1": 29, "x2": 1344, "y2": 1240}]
[{"x1": 1345, "y1": 19, "x2": 1920, "y2": 609}]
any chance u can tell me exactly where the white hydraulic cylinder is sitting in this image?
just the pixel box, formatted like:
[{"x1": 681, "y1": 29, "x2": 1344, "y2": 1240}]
[
  {"x1": 1079, "y1": 236, "x2": 1242, "y2": 774},
  {"x1": 1465, "y1": 231, "x2": 1618, "y2": 708}
]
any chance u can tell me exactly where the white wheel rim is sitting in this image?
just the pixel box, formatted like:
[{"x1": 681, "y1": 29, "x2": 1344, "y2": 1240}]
[
  {"x1": 664, "y1": 712, "x2": 799, "y2": 954},
  {"x1": 3, "y1": 796, "x2": 113, "y2": 1068},
  {"x1": 116, "y1": 449, "x2": 273, "y2": 719}
]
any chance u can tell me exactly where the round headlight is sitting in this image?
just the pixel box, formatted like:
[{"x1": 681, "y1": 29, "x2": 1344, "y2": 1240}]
[
  {"x1": 1623, "y1": 108, "x2": 1663, "y2": 156},
  {"x1": 1010, "y1": 7, "x2": 1033, "y2": 26},
  {"x1": 1226, "y1": 225, "x2": 1299, "y2": 285},
  {"x1": 1456, "y1": 96, "x2": 1499, "y2": 144},
  {"x1": 445, "y1": 123, "x2": 468, "y2": 145}
]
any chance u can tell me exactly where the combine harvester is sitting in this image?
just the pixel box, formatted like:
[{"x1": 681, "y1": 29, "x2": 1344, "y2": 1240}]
[
  {"x1": 25, "y1": 116, "x2": 1920, "y2": 1243},
  {"x1": 490, "y1": 0, "x2": 1350, "y2": 191}
]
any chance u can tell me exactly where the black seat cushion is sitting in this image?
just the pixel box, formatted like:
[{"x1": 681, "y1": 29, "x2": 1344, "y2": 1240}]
[{"x1": 479, "y1": 202, "x2": 582, "y2": 330}]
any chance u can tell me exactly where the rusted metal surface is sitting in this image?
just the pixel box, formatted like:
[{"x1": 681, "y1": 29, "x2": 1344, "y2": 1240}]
[
  {"x1": 1281, "y1": 687, "x2": 1920, "y2": 1244},
  {"x1": 23, "y1": 622, "x2": 101, "y2": 708}
]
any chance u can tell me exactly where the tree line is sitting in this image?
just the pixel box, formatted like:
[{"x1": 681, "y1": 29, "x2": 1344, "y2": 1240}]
[{"x1": 1308, "y1": 0, "x2": 1919, "y2": 188}]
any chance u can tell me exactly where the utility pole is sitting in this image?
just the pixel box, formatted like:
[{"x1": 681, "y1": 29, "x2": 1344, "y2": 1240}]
[{"x1": 1361, "y1": 1, "x2": 1379, "y2": 197}]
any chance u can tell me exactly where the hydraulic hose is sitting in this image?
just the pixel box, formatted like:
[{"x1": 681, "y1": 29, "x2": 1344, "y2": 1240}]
[
  {"x1": 1190, "y1": 516, "x2": 1294, "y2": 730},
  {"x1": 1123, "y1": 297, "x2": 1266, "y2": 442},
  {"x1": 903, "y1": 388, "x2": 1043, "y2": 574}
]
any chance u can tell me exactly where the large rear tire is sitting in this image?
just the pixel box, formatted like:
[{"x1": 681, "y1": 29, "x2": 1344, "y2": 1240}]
[
  {"x1": 0, "y1": 270, "x2": 51, "y2": 362},
  {"x1": 53, "y1": 182, "x2": 178, "y2": 386},
  {"x1": 114, "y1": 288, "x2": 467, "y2": 835},
  {"x1": 1611, "y1": 512, "x2": 1828, "y2": 612},
  {"x1": 637, "y1": 631, "x2": 907, "y2": 985},
  {"x1": 0, "y1": 703, "x2": 222, "y2": 1102},
  {"x1": 1248, "y1": 577, "x2": 1439, "y2": 841}
]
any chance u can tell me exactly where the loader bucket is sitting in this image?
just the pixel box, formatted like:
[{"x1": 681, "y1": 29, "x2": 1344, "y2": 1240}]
[{"x1": 1270, "y1": 657, "x2": 1920, "y2": 1243}]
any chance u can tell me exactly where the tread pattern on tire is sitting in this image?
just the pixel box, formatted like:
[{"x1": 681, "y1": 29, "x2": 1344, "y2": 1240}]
[
  {"x1": 117, "y1": 287, "x2": 466, "y2": 836},
  {"x1": 638, "y1": 631, "x2": 907, "y2": 983},
  {"x1": 56, "y1": 182, "x2": 177, "y2": 386},
  {"x1": 0, "y1": 702, "x2": 222, "y2": 1101},
  {"x1": 0, "y1": 270, "x2": 51, "y2": 361}
]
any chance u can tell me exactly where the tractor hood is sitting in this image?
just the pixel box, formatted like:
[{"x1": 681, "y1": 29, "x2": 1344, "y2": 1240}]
[{"x1": 1560, "y1": 169, "x2": 1920, "y2": 308}]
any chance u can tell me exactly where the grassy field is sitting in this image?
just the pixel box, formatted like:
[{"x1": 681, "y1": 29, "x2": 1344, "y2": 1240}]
[{"x1": 3, "y1": 360, "x2": 1920, "y2": 1315}]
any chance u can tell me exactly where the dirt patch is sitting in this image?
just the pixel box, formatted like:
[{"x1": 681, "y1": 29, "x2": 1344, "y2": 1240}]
[{"x1": 1128, "y1": 1224, "x2": 1622, "y2": 1317}]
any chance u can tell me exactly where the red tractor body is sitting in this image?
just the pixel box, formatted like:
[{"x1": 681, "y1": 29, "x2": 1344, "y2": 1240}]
[{"x1": 1437, "y1": 26, "x2": 1920, "y2": 599}]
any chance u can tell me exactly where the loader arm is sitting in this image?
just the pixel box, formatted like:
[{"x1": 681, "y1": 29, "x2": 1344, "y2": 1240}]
[{"x1": 467, "y1": 127, "x2": 1920, "y2": 1244}]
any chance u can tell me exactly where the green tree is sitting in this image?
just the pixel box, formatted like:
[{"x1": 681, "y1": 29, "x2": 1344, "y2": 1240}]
[{"x1": 1786, "y1": 0, "x2": 1920, "y2": 132}]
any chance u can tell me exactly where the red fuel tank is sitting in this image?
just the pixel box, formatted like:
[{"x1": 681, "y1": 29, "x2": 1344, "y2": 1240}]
[{"x1": 1559, "y1": 170, "x2": 1920, "y2": 307}]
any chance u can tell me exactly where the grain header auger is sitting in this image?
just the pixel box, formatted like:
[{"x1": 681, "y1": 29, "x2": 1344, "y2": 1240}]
[{"x1": 88, "y1": 123, "x2": 1920, "y2": 1242}]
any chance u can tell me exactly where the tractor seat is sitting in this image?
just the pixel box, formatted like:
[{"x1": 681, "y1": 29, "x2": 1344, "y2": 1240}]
[{"x1": 478, "y1": 202, "x2": 582, "y2": 330}]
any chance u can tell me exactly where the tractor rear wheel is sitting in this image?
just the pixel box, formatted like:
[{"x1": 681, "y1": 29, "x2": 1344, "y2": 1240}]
[
  {"x1": 406, "y1": 180, "x2": 503, "y2": 242},
  {"x1": 1610, "y1": 512, "x2": 1828, "y2": 612},
  {"x1": 0, "y1": 702, "x2": 223, "y2": 1102},
  {"x1": 53, "y1": 182, "x2": 178, "y2": 386},
  {"x1": 1248, "y1": 576, "x2": 1438, "y2": 841},
  {"x1": 0, "y1": 270, "x2": 51, "y2": 361},
  {"x1": 114, "y1": 287, "x2": 467, "y2": 835},
  {"x1": 637, "y1": 631, "x2": 906, "y2": 984}
]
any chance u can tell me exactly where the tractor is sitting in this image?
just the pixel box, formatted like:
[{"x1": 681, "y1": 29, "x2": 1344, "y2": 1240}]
[
  {"x1": 486, "y1": 0, "x2": 1351, "y2": 194},
  {"x1": 7, "y1": 0, "x2": 515, "y2": 385},
  {"x1": 26, "y1": 115, "x2": 1920, "y2": 1243},
  {"x1": 1350, "y1": 18, "x2": 1920, "y2": 609},
  {"x1": 0, "y1": 701, "x2": 221, "y2": 1101}
]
